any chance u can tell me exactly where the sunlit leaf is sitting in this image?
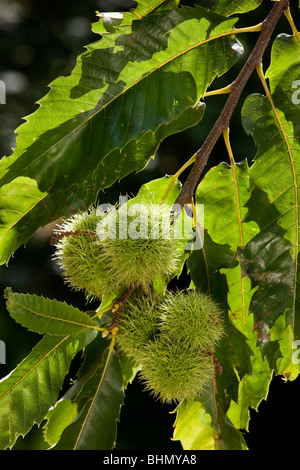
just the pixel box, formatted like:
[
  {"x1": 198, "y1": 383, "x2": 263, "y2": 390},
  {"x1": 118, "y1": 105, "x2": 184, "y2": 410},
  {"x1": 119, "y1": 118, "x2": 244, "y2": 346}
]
[
  {"x1": 186, "y1": 159, "x2": 272, "y2": 441},
  {"x1": 0, "y1": 331, "x2": 97, "y2": 450},
  {"x1": 52, "y1": 339, "x2": 124, "y2": 450},
  {"x1": 43, "y1": 399, "x2": 78, "y2": 447},
  {"x1": 173, "y1": 398, "x2": 215, "y2": 450},
  {"x1": 213, "y1": 0, "x2": 263, "y2": 15},
  {"x1": 242, "y1": 34, "x2": 300, "y2": 378},
  {"x1": 0, "y1": 5, "x2": 244, "y2": 264},
  {"x1": 4, "y1": 288, "x2": 100, "y2": 336}
]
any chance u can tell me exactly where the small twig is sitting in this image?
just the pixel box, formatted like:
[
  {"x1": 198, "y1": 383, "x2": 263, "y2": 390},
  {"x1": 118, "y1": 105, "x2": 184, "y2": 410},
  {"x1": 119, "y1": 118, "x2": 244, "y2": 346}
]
[
  {"x1": 205, "y1": 349, "x2": 223, "y2": 375},
  {"x1": 284, "y1": 7, "x2": 300, "y2": 40},
  {"x1": 102, "y1": 283, "x2": 138, "y2": 336},
  {"x1": 49, "y1": 230, "x2": 97, "y2": 246},
  {"x1": 91, "y1": 302, "x2": 115, "y2": 320},
  {"x1": 173, "y1": 0, "x2": 289, "y2": 213},
  {"x1": 161, "y1": 154, "x2": 197, "y2": 204},
  {"x1": 204, "y1": 84, "x2": 232, "y2": 98}
]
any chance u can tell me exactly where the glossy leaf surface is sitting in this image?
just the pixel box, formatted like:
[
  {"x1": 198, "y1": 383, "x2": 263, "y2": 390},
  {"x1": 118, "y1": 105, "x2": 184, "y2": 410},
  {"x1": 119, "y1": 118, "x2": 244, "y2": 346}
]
[
  {"x1": 0, "y1": 331, "x2": 97, "y2": 449},
  {"x1": 0, "y1": 5, "x2": 243, "y2": 264},
  {"x1": 4, "y1": 288, "x2": 100, "y2": 336}
]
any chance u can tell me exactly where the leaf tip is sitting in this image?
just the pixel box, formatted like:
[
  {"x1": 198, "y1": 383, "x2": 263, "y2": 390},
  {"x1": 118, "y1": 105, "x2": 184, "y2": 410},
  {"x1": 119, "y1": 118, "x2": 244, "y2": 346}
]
[{"x1": 3, "y1": 286, "x2": 13, "y2": 300}]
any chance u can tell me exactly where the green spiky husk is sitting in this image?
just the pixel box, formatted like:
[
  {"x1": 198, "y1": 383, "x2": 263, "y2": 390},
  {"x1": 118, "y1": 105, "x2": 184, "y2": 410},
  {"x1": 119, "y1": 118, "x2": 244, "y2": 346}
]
[
  {"x1": 53, "y1": 207, "x2": 120, "y2": 300},
  {"x1": 138, "y1": 336, "x2": 214, "y2": 404},
  {"x1": 115, "y1": 289, "x2": 224, "y2": 403},
  {"x1": 115, "y1": 289, "x2": 162, "y2": 360},
  {"x1": 98, "y1": 201, "x2": 182, "y2": 288},
  {"x1": 159, "y1": 290, "x2": 224, "y2": 351}
]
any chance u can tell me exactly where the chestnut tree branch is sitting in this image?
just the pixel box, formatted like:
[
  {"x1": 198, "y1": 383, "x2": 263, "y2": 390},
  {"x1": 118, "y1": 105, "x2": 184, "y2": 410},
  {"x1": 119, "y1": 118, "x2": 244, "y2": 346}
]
[{"x1": 174, "y1": 0, "x2": 289, "y2": 210}]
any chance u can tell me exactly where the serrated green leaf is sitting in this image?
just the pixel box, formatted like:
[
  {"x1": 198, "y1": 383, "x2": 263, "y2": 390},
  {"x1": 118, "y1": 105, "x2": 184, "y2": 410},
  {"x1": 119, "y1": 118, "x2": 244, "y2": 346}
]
[
  {"x1": 213, "y1": 0, "x2": 263, "y2": 15},
  {"x1": 0, "y1": 330, "x2": 97, "y2": 450},
  {"x1": 200, "y1": 382, "x2": 248, "y2": 450},
  {"x1": 93, "y1": 0, "x2": 180, "y2": 35},
  {"x1": 4, "y1": 288, "x2": 101, "y2": 336},
  {"x1": 245, "y1": 35, "x2": 300, "y2": 252},
  {"x1": 0, "y1": 177, "x2": 47, "y2": 265},
  {"x1": 187, "y1": 231, "x2": 238, "y2": 291},
  {"x1": 174, "y1": 390, "x2": 247, "y2": 450},
  {"x1": 224, "y1": 264, "x2": 272, "y2": 431},
  {"x1": 196, "y1": 160, "x2": 259, "y2": 250},
  {"x1": 173, "y1": 398, "x2": 216, "y2": 450},
  {"x1": 0, "y1": 5, "x2": 244, "y2": 264},
  {"x1": 190, "y1": 159, "x2": 273, "y2": 439},
  {"x1": 133, "y1": 0, "x2": 180, "y2": 17},
  {"x1": 238, "y1": 187, "x2": 298, "y2": 375},
  {"x1": 242, "y1": 34, "x2": 300, "y2": 378},
  {"x1": 133, "y1": 175, "x2": 181, "y2": 205},
  {"x1": 44, "y1": 334, "x2": 131, "y2": 449},
  {"x1": 186, "y1": 245, "x2": 253, "y2": 449},
  {"x1": 43, "y1": 399, "x2": 78, "y2": 447},
  {"x1": 227, "y1": 354, "x2": 272, "y2": 432},
  {"x1": 52, "y1": 339, "x2": 124, "y2": 450},
  {"x1": 194, "y1": 160, "x2": 261, "y2": 375},
  {"x1": 187, "y1": 233, "x2": 253, "y2": 393}
]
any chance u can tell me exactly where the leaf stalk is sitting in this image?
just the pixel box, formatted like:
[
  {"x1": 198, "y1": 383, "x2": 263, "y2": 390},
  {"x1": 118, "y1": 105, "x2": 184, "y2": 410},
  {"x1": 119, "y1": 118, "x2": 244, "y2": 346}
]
[
  {"x1": 284, "y1": 7, "x2": 300, "y2": 40},
  {"x1": 174, "y1": 0, "x2": 290, "y2": 212}
]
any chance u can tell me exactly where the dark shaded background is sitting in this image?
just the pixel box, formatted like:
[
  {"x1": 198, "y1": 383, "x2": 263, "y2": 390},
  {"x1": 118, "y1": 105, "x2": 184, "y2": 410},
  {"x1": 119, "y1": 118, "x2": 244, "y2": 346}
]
[{"x1": 0, "y1": 0, "x2": 300, "y2": 451}]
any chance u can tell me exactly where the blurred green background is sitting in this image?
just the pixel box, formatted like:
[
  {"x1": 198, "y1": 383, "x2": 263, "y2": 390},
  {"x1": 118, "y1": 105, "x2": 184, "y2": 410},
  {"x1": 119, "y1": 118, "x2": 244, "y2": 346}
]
[{"x1": 0, "y1": 0, "x2": 300, "y2": 450}]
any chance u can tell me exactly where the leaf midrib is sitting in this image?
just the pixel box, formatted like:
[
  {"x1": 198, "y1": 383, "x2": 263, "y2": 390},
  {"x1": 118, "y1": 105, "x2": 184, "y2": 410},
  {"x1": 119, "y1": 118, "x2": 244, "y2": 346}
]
[
  {"x1": 0, "y1": 336, "x2": 69, "y2": 401},
  {"x1": 73, "y1": 337, "x2": 116, "y2": 449},
  {"x1": 264, "y1": 92, "x2": 299, "y2": 320},
  {"x1": 6, "y1": 23, "x2": 240, "y2": 182},
  {"x1": 8, "y1": 296, "x2": 102, "y2": 333}
]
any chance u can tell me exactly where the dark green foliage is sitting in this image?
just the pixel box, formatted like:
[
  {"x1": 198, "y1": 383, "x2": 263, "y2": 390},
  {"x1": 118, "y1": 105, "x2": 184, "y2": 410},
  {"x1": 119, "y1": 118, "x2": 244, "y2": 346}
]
[{"x1": 0, "y1": 0, "x2": 299, "y2": 451}]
